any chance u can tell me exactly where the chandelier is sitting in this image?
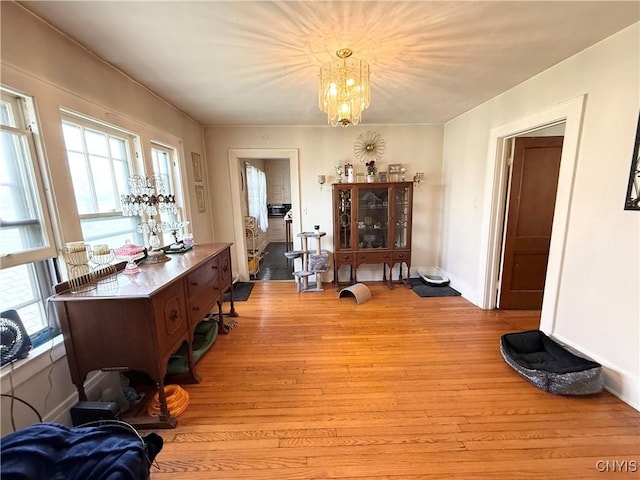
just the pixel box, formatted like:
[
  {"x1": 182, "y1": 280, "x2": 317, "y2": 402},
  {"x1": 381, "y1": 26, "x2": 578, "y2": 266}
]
[{"x1": 319, "y1": 48, "x2": 370, "y2": 127}]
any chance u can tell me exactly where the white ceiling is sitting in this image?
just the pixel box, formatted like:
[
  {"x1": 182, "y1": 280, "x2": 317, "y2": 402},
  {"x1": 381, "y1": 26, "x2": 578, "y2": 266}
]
[{"x1": 19, "y1": 1, "x2": 640, "y2": 126}]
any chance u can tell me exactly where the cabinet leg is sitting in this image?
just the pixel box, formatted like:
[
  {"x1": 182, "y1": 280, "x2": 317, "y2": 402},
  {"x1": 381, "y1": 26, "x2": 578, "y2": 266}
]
[
  {"x1": 225, "y1": 284, "x2": 239, "y2": 317},
  {"x1": 401, "y1": 263, "x2": 411, "y2": 287},
  {"x1": 76, "y1": 385, "x2": 88, "y2": 402},
  {"x1": 156, "y1": 380, "x2": 171, "y2": 420},
  {"x1": 227, "y1": 295, "x2": 239, "y2": 317},
  {"x1": 178, "y1": 340, "x2": 202, "y2": 384},
  {"x1": 147, "y1": 380, "x2": 177, "y2": 427},
  {"x1": 383, "y1": 264, "x2": 394, "y2": 290},
  {"x1": 127, "y1": 380, "x2": 177, "y2": 429},
  {"x1": 73, "y1": 373, "x2": 89, "y2": 401},
  {"x1": 217, "y1": 300, "x2": 230, "y2": 334}
]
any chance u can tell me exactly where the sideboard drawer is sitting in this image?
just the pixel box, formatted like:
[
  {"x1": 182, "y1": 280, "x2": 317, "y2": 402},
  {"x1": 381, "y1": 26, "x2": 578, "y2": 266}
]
[
  {"x1": 187, "y1": 256, "x2": 219, "y2": 298},
  {"x1": 356, "y1": 251, "x2": 391, "y2": 264},
  {"x1": 152, "y1": 286, "x2": 188, "y2": 357},
  {"x1": 392, "y1": 251, "x2": 411, "y2": 263},
  {"x1": 188, "y1": 286, "x2": 219, "y2": 320},
  {"x1": 334, "y1": 252, "x2": 354, "y2": 263},
  {"x1": 218, "y1": 247, "x2": 232, "y2": 290}
]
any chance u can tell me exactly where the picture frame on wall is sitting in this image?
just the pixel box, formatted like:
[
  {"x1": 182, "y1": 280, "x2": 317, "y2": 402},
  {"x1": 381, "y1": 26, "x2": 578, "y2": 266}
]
[
  {"x1": 195, "y1": 185, "x2": 206, "y2": 212},
  {"x1": 191, "y1": 152, "x2": 202, "y2": 182}
]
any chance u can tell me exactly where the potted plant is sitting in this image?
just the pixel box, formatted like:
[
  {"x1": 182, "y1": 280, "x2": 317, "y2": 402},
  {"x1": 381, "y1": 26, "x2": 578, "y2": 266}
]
[{"x1": 365, "y1": 161, "x2": 377, "y2": 182}]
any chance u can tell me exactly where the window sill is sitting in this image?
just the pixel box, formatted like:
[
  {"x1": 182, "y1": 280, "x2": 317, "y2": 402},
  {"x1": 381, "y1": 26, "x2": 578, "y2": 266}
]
[{"x1": 0, "y1": 335, "x2": 66, "y2": 394}]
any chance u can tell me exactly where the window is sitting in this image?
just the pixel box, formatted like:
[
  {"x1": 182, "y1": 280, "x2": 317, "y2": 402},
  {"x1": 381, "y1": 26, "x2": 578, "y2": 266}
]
[
  {"x1": 0, "y1": 261, "x2": 58, "y2": 345},
  {"x1": 0, "y1": 92, "x2": 56, "y2": 267},
  {"x1": 0, "y1": 89, "x2": 59, "y2": 344},
  {"x1": 61, "y1": 114, "x2": 141, "y2": 248},
  {"x1": 245, "y1": 163, "x2": 268, "y2": 231},
  {"x1": 151, "y1": 143, "x2": 179, "y2": 225},
  {"x1": 61, "y1": 114, "x2": 187, "y2": 250},
  {"x1": 151, "y1": 144, "x2": 175, "y2": 196}
]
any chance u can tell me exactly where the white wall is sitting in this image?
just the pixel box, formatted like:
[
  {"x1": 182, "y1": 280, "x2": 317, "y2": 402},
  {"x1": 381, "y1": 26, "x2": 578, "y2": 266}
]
[
  {"x1": 1, "y1": 2, "x2": 212, "y2": 245},
  {"x1": 442, "y1": 24, "x2": 640, "y2": 408},
  {"x1": 203, "y1": 125, "x2": 444, "y2": 280},
  {"x1": 0, "y1": 2, "x2": 210, "y2": 434}
]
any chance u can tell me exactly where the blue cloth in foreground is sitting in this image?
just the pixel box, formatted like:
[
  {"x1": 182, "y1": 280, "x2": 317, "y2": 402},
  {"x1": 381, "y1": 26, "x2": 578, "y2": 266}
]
[{"x1": 1, "y1": 422, "x2": 163, "y2": 480}]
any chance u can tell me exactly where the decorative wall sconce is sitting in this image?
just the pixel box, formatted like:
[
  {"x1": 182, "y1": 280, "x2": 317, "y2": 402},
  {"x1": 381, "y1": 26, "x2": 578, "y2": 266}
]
[
  {"x1": 414, "y1": 172, "x2": 425, "y2": 186},
  {"x1": 318, "y1": 174, "x2": 326, "y2": 191}
]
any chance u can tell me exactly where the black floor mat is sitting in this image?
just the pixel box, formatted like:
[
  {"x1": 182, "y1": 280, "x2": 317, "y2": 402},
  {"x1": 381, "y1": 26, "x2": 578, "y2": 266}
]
[
  {"x1": 224, "y1": 282, "x2": 254, "y2": 301},
  {"x1": 409, "y1": 278, "x2": 461, "y2": 297}
]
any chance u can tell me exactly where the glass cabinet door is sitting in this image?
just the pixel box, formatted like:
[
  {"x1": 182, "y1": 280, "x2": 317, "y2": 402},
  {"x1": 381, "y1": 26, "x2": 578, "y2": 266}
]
[
  {"x1": 336, "y1": 187, "x2": 352, "y2": 250},
  {"x1": 394, "y1": 185, "x2": 410, "y2": 248},
  {"x1": 357, "y1": 186, "x2": 389, "y2": 249}
]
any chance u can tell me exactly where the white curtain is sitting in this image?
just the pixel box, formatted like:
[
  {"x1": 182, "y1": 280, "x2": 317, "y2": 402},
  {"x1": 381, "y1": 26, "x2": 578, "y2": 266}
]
[{"x1": 246, "y1": 164, "x2": 269, "y2": 231}]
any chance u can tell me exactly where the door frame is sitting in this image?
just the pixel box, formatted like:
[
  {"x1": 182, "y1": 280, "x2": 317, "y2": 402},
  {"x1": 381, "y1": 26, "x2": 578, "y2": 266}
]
[
  {"x1": 498, "y1": 135, "x2": 564, "y2": 310},
  {"x1": 228, "y1": 148, "x2": 300, "y2": 281},
  {"x1": 477, "y1": 95, "x2": 585, "y2": 334}
]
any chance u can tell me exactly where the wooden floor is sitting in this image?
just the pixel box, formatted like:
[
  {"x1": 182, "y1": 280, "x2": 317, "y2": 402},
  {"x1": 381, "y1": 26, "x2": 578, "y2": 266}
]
[{"x1": 148, "y1": 282, "x2": 639, "y2": 479}]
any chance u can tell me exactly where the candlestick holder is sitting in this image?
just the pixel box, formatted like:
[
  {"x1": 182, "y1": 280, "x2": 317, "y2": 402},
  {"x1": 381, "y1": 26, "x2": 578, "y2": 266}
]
[{"x1": 121, "y1": 174, "x2": 181, "y2": 258}]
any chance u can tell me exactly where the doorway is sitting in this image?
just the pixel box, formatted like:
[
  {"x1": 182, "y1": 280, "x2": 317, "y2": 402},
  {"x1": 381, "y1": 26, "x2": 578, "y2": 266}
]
[
  {"x1": 498, "y1": 134, "x2": 564, "y2": 309},
  {"x1": 257, "y1": 158, "x2": 293, "y2": 281},
  {"x1": 477, "y1": 95, "x2": 585, "y2": 334},
  {"x1": 228, "y1": 148, "x2": 300, "y2": 282}
]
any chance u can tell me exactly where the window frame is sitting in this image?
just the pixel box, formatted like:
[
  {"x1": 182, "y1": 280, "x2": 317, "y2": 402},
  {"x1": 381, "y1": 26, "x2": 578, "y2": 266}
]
[
  {"x1": 0, "y1": 87, "x2": 60, "y2": 347},
  {"x1": 60, "y1": 111, "x2": 143, "y2": 248},
  {"x1": 0, "y1": 90, "x2": 57, "y2": 269},
  {"x1": 149, "y1": 141, "x2": 188, "y2": 240}
]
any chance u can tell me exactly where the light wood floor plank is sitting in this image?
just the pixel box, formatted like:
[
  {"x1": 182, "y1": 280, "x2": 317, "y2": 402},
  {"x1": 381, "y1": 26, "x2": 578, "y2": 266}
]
[{"x1": 147, "y1": 282, "x2": 639, "y2": 479}]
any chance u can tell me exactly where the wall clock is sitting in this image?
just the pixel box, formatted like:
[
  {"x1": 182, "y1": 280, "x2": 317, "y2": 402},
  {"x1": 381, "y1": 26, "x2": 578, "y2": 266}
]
[{"x1": 353, "y1": 131, "x2": 385, "y2": 164}]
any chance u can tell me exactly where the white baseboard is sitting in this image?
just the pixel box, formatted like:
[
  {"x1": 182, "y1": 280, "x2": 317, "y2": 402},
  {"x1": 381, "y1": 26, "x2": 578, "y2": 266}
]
[
  {"x1": 551, "y1": 332, "x2": 639, "y2": 412},
  {"x1": 446, "y1": 272, "x2": 477, "y2": 306}
]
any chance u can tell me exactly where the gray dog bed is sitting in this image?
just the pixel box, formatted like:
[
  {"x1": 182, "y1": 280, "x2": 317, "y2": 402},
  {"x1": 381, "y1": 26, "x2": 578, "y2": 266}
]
[{"x1": 500, "y1": 330, "x2": 604, "y2": 395}]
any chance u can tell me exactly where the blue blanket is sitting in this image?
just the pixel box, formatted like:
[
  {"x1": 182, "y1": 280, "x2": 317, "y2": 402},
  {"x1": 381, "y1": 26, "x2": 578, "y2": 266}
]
[{"x1": 1, "y1": 422, "x2": 162, "y2": 480}]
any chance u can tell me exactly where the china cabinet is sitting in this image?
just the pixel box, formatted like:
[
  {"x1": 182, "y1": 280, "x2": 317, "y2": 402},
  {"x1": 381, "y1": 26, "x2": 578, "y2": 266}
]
[{"x1": 332, "y1": 182, "x2": 413, "y2": 289}]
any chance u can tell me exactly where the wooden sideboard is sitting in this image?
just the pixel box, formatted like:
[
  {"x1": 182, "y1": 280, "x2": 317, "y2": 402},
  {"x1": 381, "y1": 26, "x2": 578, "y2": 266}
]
[{"x1": 51, "y1": 243, "x2": 235, "y2": 428}]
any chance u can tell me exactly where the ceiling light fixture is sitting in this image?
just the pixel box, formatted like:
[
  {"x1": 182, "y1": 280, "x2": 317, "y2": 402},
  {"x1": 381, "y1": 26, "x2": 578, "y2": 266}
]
[{"x1": 319, "y1": 48, "x2": 370, "y2": 127}]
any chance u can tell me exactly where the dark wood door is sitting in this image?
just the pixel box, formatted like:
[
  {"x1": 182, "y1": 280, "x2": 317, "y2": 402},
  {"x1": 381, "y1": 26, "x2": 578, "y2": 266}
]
[{"x1": 499, "y1": 136, "x2": 563, "y2": 310}]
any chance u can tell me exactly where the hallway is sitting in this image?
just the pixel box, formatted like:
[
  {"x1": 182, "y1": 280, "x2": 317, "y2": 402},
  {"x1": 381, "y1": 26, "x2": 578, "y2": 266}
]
[{"x1": 254, "y1": 242, "x2": 294, "y2": 281}]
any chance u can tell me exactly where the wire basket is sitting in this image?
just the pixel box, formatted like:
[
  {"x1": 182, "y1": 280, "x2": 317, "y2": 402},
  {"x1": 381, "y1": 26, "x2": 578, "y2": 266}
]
[
  {"x1": 61, "y1": 246, "x2": 97, "y2": 294},
  {"x1": 90, "y1": 249, "x2": 118, "y2": 286}
]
